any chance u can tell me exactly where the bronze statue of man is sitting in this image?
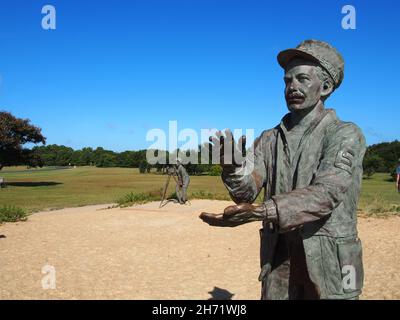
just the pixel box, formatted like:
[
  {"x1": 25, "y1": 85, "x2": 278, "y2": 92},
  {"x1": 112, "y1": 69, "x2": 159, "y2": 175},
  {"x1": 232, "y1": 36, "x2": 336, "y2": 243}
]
[
  {"x1": 175, "y1": 159, "x2": 190, "y2": 204},
  {"x1": 200, "y1": 40, "x2": 366, "y2": 300}
]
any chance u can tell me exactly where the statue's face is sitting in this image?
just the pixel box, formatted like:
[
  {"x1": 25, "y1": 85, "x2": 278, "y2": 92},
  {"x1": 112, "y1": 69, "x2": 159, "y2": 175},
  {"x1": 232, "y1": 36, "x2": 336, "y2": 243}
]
[{"x1": 284, "y1": 59, "x2": 323, "y2": 112}]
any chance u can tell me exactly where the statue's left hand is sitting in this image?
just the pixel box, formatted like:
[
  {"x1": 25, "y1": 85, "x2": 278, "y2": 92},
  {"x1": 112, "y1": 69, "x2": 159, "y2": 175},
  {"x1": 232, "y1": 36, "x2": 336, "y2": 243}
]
[{"x1": 199, "y1": 203, "x2": 266, "y2": 227}]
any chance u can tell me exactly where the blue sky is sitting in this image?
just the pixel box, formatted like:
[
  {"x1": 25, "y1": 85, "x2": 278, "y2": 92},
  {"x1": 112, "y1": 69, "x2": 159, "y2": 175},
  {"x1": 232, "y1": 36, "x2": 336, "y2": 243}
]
[{"x1": 0, "y1": 0, "x2": 399, "y2": 151}]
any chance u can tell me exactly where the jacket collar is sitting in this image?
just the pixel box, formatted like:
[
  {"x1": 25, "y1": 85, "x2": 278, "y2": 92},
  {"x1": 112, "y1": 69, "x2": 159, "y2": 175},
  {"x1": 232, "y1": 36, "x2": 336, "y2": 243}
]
[{"x1": 278, "y1": 108, "x2": 337, "y2": 139}]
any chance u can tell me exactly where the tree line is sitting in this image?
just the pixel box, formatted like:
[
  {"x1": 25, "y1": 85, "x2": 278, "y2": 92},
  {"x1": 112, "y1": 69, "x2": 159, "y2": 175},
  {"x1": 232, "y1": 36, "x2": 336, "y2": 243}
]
[
  {"x1": 34, "y1": 140, "x2": 400, "y2": 178},
  {"x1": 32, "y1": 144, "x2": 223, "y2": 176},
  {"x1": 32, "y1": 145, "x2": 148, "y2": 168},
  {"x1": 362, "y1": 140, "x2": 400, "y2": 178}
]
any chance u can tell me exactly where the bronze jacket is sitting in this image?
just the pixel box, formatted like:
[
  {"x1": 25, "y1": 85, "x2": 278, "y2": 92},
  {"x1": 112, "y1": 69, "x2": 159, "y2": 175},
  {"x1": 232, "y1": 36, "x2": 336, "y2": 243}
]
[
  {"x1": 177, "y1": 164, "x2": 190, "y2": 187},
  {"x1": 222, "y1": 108, "x2": 366, "y2": 299}
]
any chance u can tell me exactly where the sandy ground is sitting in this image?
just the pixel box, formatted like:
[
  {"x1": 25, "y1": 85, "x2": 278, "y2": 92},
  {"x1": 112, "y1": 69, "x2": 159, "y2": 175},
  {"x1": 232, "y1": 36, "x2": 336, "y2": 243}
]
[{"x1": 0, "y1": 200, "x2": 399, "y2": 300}]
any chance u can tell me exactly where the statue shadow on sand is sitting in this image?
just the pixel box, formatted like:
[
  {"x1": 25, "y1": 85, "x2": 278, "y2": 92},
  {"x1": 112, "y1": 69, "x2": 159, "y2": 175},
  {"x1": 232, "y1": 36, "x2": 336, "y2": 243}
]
[
  {"x1": 208, "y1": 287, "x2": 235, "y2": 300},
  {"x1": 159, "y1": 198, "x2": 178, "y2": 208},
  {"x1": 5, "y1": 181, "x2": 62, "y2": 187}
]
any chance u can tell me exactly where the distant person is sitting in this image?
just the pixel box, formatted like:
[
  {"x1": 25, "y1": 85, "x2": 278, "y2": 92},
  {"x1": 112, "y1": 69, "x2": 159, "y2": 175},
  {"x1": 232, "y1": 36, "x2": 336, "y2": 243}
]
[
  {"x1": 397, "y1": 159, "x2": 400, "y2": 192},
  {"x1": 175, "y1": 159, "x2": 190, "y2": 204}
]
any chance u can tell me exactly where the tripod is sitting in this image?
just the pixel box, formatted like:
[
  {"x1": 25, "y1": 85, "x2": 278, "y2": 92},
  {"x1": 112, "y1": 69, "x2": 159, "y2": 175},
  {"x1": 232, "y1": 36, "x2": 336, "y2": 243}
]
[{"x1": 159, "y1": 168, "x2": 190, "y2": 208}]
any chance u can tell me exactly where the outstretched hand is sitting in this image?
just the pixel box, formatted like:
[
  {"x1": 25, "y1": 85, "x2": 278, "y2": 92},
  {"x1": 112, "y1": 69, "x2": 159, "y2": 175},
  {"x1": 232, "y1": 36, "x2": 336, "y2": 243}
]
[
  {"x1": 207, "y1": 129, "x2": 247, "y2": 170},
  {"x1": 199, "y1": 203, "x2": 266, "y2": 227}
]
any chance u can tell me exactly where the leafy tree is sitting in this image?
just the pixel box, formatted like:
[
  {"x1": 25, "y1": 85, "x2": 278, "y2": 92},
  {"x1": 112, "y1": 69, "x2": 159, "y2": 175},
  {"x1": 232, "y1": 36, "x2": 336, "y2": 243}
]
[
  {"x1": 209, "y1": 165, "x2": 223, "y2": 176},
  {"x1": 0, "y1": 111, "x2": 46, "y2": 170},
  {"x1": 363, "y1": 154, "x2": 383, "y2": 178},
  {"x1": 33, "y1": 144, "x2": 73, "y2": 166},
  {"x1": 74, "y1": 147, "x2": 94, "y2": 166},
  {"x1": 139, "y1": 160, "x2": 147, "y2": 173},
  {"x1": 390, "y1": 167, "x2": 397, "y2": 182},
  {"x1": 95, "y1": 150, "x2": 117, "y2": 168},
  {"x1": 365, "y1": 140, "x2": 400, "y2": 172}
]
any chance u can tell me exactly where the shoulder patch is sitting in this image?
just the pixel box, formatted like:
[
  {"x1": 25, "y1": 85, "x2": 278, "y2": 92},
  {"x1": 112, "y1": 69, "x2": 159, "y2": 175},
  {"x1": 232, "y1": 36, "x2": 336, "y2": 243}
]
[{"x1": 334, "y1": 148, "x2": 355, "y2": 174}]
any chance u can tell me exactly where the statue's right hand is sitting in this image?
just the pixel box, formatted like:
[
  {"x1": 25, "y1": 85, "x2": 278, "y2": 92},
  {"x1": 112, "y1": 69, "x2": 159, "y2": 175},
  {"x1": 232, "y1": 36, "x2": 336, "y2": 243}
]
[{"x1": 208, "y1": 129, "x2": 246, "y2": 170}]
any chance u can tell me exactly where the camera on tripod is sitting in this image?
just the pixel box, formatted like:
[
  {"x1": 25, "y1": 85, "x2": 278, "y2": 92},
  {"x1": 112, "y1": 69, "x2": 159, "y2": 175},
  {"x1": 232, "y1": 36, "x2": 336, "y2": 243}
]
[{"x1": 166, "y1": 165, "x2": 177, "y2": 176}]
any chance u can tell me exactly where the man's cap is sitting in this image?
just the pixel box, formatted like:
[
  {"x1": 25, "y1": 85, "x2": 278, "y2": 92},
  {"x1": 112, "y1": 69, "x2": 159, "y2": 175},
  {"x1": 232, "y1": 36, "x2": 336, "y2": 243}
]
[{"x1": 277, "y1": 40, "x2": 345, "y2": 90}]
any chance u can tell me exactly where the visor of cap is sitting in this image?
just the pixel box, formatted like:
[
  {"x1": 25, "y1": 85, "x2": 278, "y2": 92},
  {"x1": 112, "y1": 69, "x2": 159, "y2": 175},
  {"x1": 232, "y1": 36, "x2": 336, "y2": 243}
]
[{"x1": 277, "y1": 48, "x2": 320, "y2": 70}]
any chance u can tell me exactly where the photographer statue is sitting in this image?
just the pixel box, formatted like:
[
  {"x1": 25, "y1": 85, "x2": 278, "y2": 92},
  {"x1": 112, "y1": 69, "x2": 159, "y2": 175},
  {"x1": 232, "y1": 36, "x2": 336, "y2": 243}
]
[
  {"x1": 175, "y1": 159, "x2": 190, "y2": 204},
  {"x1": 200, "y1": 40, "x2": 366, "y2": 300}
]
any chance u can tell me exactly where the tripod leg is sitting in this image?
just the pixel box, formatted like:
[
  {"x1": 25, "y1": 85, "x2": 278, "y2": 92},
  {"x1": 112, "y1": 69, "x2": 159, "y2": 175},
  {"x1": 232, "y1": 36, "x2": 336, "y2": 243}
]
[
  {"x1": 159, "y1": 175, "x2": 171, "y2": 208},
  {"x1": 171, "y1": 174, "x2": 183, "y2": 204}
]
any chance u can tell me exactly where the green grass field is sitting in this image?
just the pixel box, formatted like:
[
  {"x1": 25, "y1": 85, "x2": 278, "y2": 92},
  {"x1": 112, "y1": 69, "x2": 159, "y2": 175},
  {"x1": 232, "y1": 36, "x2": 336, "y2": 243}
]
[
  {"x1": 0, "y1": 167, "x2": 399, "y2": 215},
  {"x1": 0, "y1": 166, "x2": 229, "y2": 212}
]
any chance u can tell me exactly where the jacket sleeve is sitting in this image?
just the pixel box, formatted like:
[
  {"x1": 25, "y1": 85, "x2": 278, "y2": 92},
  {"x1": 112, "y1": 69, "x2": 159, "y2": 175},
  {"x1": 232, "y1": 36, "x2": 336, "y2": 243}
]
[
  {"x1": 221, "y1": 131, "x2": 270, "y2": 204},
  {"x1": 271, "y1": 123, "x2": 366, "y2": 231}
]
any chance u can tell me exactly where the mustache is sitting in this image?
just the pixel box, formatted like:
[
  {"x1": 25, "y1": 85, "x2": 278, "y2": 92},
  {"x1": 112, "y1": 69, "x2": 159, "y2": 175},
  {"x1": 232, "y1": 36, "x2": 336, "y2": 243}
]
[{"x1": 286, "y1": 91, "x2": 305, "y2": 99}]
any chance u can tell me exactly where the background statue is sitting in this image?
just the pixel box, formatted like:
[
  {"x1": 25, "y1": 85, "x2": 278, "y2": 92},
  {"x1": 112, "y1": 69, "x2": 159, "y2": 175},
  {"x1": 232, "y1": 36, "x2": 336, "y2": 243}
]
[
  {"x1": 201, "y1": 40, "x2": 366, "y2": 300},
  {"x1": 175, "y1": 159, "x2": 190, "y2": 204}
]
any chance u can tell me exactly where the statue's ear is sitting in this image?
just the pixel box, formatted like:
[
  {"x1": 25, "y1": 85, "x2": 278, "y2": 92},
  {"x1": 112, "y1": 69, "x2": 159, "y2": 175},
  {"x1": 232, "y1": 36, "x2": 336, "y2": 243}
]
[{"x1": 321, "y1": 79, "x2": 333, "y2": 99}]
